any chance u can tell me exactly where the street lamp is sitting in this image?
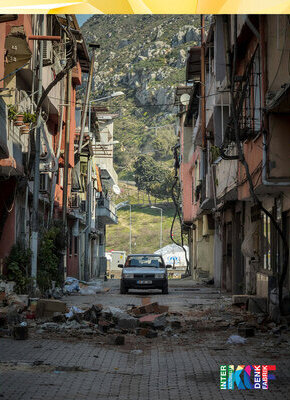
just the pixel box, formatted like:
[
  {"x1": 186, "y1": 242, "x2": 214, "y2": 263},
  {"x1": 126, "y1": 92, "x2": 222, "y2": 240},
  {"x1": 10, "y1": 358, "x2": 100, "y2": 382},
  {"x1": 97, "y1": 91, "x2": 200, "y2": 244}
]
[
  {"x1": 151, "y1": 206, "x2": 163, "y2": 250},
  {"x1": 88, "y1": 91, "x2": 124, "y2": 133},
  {"x1": 116, "y1": 201, "x2": 132, "y2": 254}
]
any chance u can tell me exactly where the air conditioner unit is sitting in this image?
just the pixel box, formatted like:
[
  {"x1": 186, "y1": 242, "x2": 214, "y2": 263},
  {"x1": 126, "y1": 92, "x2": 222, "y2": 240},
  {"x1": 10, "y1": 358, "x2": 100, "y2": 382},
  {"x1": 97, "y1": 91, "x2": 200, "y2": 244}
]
[
  {"x1": 70, "y1": 193, "x2": 79, "y2": 208},
  {"x1": 39, "y1": 173, "x2": 49, "y2": 193},
  {"x1": 39, "y1": 162, "x2": 50, "y2": 172},
  {"x1": 43, "y1": 41, "x2": 53, "y2": 66}
]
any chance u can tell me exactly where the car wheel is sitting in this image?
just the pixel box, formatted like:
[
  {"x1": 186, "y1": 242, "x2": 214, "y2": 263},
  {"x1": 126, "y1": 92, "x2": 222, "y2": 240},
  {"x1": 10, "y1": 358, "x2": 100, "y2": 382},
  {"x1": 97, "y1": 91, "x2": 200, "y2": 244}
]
[
  {"x1": 120, "y1": 281, "x2": 127, "y2": 294},
  {"x1": 162, "y1": 284, "x2": 168, "y2": 294}
]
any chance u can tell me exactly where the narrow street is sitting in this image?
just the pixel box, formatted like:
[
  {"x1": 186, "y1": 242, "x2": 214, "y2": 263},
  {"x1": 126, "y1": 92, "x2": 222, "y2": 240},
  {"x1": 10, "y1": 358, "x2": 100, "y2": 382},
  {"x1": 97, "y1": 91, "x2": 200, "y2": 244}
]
[
  {"x1": 1, "y1": 12, "x2": 290, "y2": 400},
  {"x1": 1, "y1": 280, "x2": 290, "y2": 399}
]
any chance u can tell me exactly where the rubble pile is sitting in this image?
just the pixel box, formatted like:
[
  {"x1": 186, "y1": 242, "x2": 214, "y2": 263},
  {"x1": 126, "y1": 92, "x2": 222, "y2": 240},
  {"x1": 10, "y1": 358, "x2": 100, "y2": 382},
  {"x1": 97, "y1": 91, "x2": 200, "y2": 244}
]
[
  {"x1": 0, "y1": 289, "x2": 182, "y2": 343},
  {"x1": 31, "y1": 301, "x2": 183, "y2": 343},
  {"x1": 1, "y1": 278, "x2": 290, "y2": 347}
]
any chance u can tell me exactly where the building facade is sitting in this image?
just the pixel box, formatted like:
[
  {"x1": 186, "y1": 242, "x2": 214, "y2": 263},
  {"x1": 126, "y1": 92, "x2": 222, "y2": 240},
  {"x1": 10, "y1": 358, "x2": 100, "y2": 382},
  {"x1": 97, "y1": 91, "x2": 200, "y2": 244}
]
[
  {"x1": 0, "y1": 14, "x2": 119, "y2": 286},
  {"x1": 178, "y1": 15, "x2": 290, "y2": 313}
]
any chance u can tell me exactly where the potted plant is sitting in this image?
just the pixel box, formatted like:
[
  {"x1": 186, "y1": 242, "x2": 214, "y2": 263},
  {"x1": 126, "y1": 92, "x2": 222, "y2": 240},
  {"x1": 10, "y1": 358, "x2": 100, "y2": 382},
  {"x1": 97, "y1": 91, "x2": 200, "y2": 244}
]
[
  {"x1": 20, "y1": 112, "x2": 36, "y2": 134},
  {"x1": 7, "y1": 104, "x2": 18, "y2": 122},
  {"x1": 23, "y1": 111, "x2": 36, "y2": 124},
  {"x1": 14, "y1": 110, "x2": 25, "y2": 126},
  {"x1": 20, "y1": 124, "x2": 30, "y2": 134}
]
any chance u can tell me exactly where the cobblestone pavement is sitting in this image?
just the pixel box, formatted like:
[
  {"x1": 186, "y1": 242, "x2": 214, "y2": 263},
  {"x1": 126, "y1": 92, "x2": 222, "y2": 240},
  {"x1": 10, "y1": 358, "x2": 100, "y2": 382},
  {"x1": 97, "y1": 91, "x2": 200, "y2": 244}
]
[{"x1": 1, "y1": 280, "x2": 290, "y2": 400}]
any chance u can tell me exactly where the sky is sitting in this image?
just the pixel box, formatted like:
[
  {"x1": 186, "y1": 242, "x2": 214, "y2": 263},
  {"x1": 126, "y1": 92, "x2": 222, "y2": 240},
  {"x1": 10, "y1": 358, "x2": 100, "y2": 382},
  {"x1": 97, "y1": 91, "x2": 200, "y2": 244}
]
[{"x1": 76, "y1": 14, "x2": 92, "y2": 27}]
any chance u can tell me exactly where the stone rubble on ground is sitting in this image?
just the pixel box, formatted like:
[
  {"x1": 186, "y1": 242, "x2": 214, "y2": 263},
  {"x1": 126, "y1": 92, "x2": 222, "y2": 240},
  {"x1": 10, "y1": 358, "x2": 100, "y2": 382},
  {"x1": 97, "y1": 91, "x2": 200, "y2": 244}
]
[{"x1": 1, "y1": 280, "x2": 290, "y2": 347}]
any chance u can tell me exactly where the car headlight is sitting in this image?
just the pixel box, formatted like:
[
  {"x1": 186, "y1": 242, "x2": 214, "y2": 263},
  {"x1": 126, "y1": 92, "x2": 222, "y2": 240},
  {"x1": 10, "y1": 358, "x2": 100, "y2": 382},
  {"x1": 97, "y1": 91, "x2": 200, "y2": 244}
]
[
  {"x1": 155, "y1": 273, "x2": 165, "y2": 279},
  {"x1": 123, "y1": 273, "x2": 134, "y2": 278}
]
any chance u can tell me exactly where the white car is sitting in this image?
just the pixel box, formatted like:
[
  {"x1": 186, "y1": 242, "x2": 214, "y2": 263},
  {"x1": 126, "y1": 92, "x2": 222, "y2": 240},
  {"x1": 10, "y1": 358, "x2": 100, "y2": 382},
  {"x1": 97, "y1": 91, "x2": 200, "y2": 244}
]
[{"x1": 119, "y1": 254, "x2": 170, "y2": 294}]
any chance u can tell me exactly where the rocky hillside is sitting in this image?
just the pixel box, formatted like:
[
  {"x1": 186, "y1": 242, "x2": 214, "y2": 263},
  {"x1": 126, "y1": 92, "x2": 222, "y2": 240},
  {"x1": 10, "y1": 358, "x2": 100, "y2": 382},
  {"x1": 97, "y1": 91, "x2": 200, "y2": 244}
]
[{"x1": 81, "y1": 15, "x2": 200, "y2": 180}]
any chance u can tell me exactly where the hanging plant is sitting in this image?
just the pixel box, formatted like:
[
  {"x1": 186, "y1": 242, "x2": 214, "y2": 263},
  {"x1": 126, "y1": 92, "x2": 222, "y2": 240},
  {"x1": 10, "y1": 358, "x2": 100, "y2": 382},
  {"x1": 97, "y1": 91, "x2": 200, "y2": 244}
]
[
  {"x1": 23, "y1": 111, "x2": 36, "y2": 124},
  {"x1": 7, "y1": 104, "x2": 18, "y2": 121},
  {"x1": 14, "y1": 113, "x2": 25, "y2": 126},
  {"x1": 20, "y1": 124, "x2": 30, "y2": 134},
  {"x1": 210, "y1": 145, "x2": 221, "y2": 162}
]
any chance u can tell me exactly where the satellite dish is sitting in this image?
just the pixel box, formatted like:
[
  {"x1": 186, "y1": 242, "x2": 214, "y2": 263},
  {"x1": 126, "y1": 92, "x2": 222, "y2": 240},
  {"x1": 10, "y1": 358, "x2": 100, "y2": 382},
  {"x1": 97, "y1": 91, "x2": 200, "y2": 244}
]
[
  {"x1": 113, "y1": 184, "x2": 121, "y2": 195},
  {"x1": 180, "y1": 93, "x2": 190, "y2": 105}
]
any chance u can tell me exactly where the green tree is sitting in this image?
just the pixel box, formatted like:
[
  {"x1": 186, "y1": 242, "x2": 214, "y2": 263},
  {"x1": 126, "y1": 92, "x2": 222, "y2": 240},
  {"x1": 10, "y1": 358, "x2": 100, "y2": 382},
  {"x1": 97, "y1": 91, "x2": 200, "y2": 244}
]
[
  {"x1": 152, "y1": 131, "x2": 177, "y2": 161},
  {"x1": 37, "y1": 226, "x2": 65, "y2": 292},
  {"x1": 5, "y1": 243, "x2": 32, "y2": 294},
  {"x1": 134, "y1": 155, "x2": 175, "y2": 200}
]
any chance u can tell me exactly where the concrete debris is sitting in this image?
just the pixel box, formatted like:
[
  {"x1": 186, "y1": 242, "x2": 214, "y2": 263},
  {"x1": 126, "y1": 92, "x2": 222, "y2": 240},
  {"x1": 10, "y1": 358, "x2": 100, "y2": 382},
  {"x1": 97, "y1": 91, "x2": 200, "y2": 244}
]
[
  {"x1": 130, "y1": 302, "x2": 169, "y2": 316},
  {"x1": 12, "y1": 324, "x2": 28, "y2": 340},
  {"x1": 248, "y1": 297, "x2": 267, "y2": 314},
  {"x1": 83, "y1": 305, "x2": 102, "y2": 323},
  {"x1": 3, "y1": 285, "x2": 287, "y2": 345},
  {"x1": 170, "y1": 320, "x2": 181, "y2": 329},
  {"x1": 139, "y1": 313, "x2": 167, "y2": 330},
  {"x1": 52, "y1": 312, "x2": 66, "y2": 323},
  {"x1": 36, "y1": 299, "x2": 67, "y2": 318},
  {"x1": 117, "y1": 315, "x2": 139, "y2": 330}
]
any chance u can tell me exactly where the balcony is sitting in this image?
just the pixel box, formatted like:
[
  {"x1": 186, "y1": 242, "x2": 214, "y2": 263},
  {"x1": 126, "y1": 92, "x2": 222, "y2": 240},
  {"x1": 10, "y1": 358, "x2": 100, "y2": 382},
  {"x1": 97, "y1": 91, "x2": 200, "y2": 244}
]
[{"x1": 96, "y1": 197, "x2": 118, "y2": 225}]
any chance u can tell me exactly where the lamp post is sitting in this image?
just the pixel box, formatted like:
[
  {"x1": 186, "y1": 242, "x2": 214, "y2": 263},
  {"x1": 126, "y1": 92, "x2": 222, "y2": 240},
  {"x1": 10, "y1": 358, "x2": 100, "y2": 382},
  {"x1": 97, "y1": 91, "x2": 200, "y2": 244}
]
[
  {"x1": 88, "y1": 91, "x2": 124, "y2": 133},
  {"x1": 116, "y1": 201, "x2": 132, "y2": 254},
  {"x1": 151, "y1": 206, "x2": 163, "y2": 250}
]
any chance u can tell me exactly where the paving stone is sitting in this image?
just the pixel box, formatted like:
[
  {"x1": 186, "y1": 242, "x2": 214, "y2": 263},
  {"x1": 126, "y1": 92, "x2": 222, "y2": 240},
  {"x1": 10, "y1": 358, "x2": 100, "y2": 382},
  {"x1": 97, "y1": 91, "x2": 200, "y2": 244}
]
[
  {"x1": 1, "y1": 281, "x2": 290, "y2": 400},
  {"x1": 248, "y1": 296, "x2": 268, "y2": 314}
]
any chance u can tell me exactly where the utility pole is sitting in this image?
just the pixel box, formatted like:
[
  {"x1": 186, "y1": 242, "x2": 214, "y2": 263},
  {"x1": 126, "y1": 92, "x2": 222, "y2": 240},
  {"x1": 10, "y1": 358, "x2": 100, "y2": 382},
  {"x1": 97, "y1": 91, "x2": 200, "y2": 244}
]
[
  {"x1": 83, "y1": 44, "x2": 99, "y2": 281},
  {"x1": 84, "y1": 158, "x2": 92, "y2": 281},
  {"x1": 31, "y1": 15, "x2": 44, "y2": 286},
  {"x1": 60, "y1": 68, "x2": 72, "y2": 281},
  {"x1": 62, "y1": 69, "x2": 72, "y2": 225},
  {"x1": 151, "y1": 206, "x2": 163, "y2": 249},
  {"x1": 78, "y1": 43, "x2": 100, "y2": 154},
  {"x1": 201, "y1": 15, "x2": 206, "y2": 150},
  {"x1": 116, "y1": 201, "x2": 132, "y2": 254},
  {"x1": 129, "y1": 204, "x2": 132, "y2": 254}
]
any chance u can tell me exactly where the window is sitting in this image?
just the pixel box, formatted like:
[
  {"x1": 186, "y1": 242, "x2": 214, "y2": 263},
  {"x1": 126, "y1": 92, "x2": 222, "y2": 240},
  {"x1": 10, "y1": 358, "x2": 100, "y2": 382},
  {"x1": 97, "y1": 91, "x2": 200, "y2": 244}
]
[
  {"x1": 125, "y1": 255, "x2": 165, "y2": 268},
  {"x1": 239, "y1": 49, "x2": 262, "y2": 137}
]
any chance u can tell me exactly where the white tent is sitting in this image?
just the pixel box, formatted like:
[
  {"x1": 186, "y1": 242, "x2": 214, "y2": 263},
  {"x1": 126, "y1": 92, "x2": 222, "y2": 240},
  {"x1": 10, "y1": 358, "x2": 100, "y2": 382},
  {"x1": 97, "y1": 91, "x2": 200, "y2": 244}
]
[{"x1": 154, "y1": 244, "x2": 188, "y2": 267}]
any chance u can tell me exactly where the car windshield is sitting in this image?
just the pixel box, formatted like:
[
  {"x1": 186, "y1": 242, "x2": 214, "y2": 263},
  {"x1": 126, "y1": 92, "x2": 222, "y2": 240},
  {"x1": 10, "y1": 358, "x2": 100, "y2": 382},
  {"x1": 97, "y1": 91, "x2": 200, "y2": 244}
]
[{"x1": 125, "y1": 255, "x2": 164, "y2": 268}]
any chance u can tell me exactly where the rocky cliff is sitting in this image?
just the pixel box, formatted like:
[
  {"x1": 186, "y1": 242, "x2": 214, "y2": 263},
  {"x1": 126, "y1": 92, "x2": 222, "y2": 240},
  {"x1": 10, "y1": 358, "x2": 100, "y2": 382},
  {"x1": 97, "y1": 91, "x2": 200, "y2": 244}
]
[{"x1": 81, "y1": 15, "x2": 200, "y2": 179}]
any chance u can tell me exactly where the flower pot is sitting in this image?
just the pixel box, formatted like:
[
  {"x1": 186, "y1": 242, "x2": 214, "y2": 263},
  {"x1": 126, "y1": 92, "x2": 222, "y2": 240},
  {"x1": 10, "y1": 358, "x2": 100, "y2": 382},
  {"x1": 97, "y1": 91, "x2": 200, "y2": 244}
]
[
  {"x1": 20, "y1": 123, "x2": 30, "y2": 134},
  {"x1": 14, "y1": 114, "x2": 24, "y2": 126}
]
